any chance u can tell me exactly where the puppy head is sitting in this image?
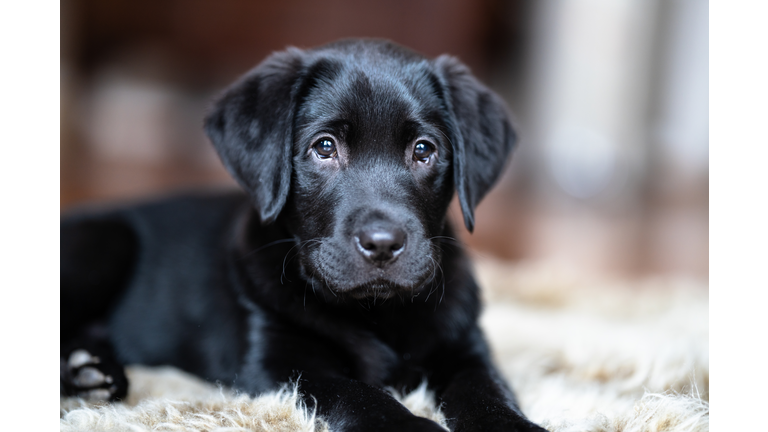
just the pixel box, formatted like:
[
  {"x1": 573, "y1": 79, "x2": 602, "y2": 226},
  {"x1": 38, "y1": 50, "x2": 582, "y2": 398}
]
[{"x1": 205, "y1": 39, "x2": 516, "y2": 299}]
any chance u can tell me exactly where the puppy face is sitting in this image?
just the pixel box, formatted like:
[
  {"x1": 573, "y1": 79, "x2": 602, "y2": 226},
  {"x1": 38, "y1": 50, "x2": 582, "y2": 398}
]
[
  {"x1": 287, "y1": 55, "x2": 455, "y2": 298},
  {"x1": 205, "y1": 40, "x2": 516, "y2": 300}
]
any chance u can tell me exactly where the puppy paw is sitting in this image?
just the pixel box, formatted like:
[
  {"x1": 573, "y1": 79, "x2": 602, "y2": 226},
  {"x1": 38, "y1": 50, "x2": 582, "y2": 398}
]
[{"x1": 60, "y1": 348, "x2": 127, "y2": 401}]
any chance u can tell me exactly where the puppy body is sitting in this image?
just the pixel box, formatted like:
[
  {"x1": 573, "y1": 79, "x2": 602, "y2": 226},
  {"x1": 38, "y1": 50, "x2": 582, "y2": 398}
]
[{"x1": 61, "y1": 40, "x2": 545, "y2": 431}]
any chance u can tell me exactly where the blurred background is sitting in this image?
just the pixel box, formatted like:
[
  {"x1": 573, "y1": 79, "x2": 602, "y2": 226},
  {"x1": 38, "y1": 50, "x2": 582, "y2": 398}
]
[{"x1": 60, "y1": 0, "x2": 708, "y2": 281}]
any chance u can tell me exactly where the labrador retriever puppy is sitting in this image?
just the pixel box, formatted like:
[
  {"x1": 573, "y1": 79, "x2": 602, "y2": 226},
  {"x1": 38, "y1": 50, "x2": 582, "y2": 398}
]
[{"x1": 61, "y1": 39, "x2": 546, "y2": 431}]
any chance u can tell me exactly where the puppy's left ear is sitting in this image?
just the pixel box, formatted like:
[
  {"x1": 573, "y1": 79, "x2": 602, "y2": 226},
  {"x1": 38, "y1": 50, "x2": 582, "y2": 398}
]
[
  {"x1": 205, "y1": 48, "x2": 305, "y2": 224},
  {"x1": 434, "y1": 55, "x2": 517, "y2": 232}
]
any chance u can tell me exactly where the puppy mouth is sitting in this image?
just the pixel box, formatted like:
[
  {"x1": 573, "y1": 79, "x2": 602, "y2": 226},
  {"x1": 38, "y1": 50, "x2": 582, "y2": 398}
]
[
  {"x1": 344, "y1": 280, "x2": 413, "y2": 300},
  {"x1": 299, "y1": 237, "x2": 441, "y2": 301},
  {"x1": 302, "y1": 263, "x2": 436, "y2": 301}
]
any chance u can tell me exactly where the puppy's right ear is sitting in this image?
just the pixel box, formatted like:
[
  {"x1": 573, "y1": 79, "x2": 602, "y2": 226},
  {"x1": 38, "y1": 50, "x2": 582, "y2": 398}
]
[{"x1": 205, "y1": 48, "x2": 305, "y2": 224}]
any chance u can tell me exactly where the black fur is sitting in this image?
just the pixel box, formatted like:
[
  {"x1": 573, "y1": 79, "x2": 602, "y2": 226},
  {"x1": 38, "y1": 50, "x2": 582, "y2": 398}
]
[{"x1": 60, "y1": 39, "x2": 546, "y2": 431}]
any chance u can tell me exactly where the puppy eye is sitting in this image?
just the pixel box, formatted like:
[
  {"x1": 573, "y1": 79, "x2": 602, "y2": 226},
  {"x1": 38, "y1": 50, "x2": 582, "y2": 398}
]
[
  {"x1": 313, "y1": 138, "x2": 337, "y2": 159},
  {"x1": 413, "y1": 141, "x2": 434, "y2": 162}
]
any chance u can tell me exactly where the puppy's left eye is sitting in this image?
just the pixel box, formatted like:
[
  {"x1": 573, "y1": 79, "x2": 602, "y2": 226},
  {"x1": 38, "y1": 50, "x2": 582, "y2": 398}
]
[
  {"x1": 313, "y1": 138, "x2": 337, "y2": 159},
  {"x1": 413, "y1": 141, "x2": 435, "y2": 163}
]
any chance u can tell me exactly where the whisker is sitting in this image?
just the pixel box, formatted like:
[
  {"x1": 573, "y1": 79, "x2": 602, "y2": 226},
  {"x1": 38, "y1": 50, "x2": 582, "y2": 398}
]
[
  {"x1": 436, "y1": 128, "x2": 454, "y2": 151},
  {"x1": 430, "y1": 254, "x2": 446, "y2": 310},
  {"x1": 281, "y1": 239, "x2": 321, "y2": 284},
  {"x1": 241, "y1": 238, "x2": 296, "y2": 260},
  {"x1": 429, "y1": 236, "x2": 464, "y2": 255},
  {"x1": 373, "y1": 285, "x2": 379, "y2": 306},
  {"x1": 439, "y1": 278, "x2": 446, "y2": 305},
  {"x1": 435, "y1": 276, "x2": 446, "y2": 311},
  {"x1": 280, "y1": 241, "x2": 304, "y2": 284},
  {"x1": 427, "y1": 235, "x2": 461, "y2": 243},
  {"x1": 324, "y1": 278, "x2": 337, "y2": 297},
  {"x1": 424, "y1": 258, "x2": 439, "y2": 303}
]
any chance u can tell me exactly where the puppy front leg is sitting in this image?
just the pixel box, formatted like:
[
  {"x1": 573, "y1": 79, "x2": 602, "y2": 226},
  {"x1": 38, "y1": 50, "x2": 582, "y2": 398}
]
[
  {"x1": 438, "y1": 367, "x2": 547, "y2": 432},
  {"x1": 296, "y1": 375, "x2": 447, "y2": 432},
  {"x1": 432, "y1": 328, "x2": 548, "y2": 432}
]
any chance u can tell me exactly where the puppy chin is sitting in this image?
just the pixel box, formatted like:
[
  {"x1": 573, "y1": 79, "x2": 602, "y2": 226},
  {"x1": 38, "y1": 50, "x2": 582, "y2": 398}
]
[
  {"x1": 343, "y1": 279, "x2": 430, "y2": 300},
  {"x1": 300, "y1": 261, "x2": 434, "y2": 301},
  {"x1": 346, "y1": 283, "x2": 398, "y2": 300}
]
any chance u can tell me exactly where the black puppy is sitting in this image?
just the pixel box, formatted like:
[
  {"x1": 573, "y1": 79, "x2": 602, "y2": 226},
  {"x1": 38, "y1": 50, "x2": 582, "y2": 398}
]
[{"x1": 61, "y1": 39, "x2": 546, "y2": 432}]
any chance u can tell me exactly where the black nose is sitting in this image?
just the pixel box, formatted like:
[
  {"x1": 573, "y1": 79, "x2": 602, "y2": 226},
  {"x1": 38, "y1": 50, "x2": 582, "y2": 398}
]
[{"x1": 356, "y1": 226, "x2": 406, "y2": 263}]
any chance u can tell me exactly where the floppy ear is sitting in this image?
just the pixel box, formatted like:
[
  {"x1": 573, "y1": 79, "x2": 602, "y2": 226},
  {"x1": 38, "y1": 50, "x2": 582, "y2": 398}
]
[
  {"x1": 205, "y1": 48, "x2": 305, "y2": 224},
  {"x1": 433, "y1": 55, "x2": 518, "y2": 232}
]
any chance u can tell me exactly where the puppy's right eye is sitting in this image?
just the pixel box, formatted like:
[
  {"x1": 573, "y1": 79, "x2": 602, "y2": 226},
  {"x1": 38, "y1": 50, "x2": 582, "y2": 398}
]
[
  {"x1": 313, "y1": 138, "x2": 337, "y2": 159},
  {"x1": 413, "y1": 141, "x2": 435, "y2": 163}
]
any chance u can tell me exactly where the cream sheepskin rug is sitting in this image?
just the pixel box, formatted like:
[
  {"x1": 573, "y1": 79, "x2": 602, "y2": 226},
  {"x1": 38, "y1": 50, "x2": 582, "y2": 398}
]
[{"x1": 60, "y1": 259, "x2": 709, "y2": 431}]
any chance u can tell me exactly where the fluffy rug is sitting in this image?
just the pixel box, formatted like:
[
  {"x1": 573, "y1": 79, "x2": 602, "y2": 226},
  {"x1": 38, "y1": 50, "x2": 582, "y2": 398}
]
[{"x1": 60, "y1": 258, "x2": 709, "y2": 432}]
